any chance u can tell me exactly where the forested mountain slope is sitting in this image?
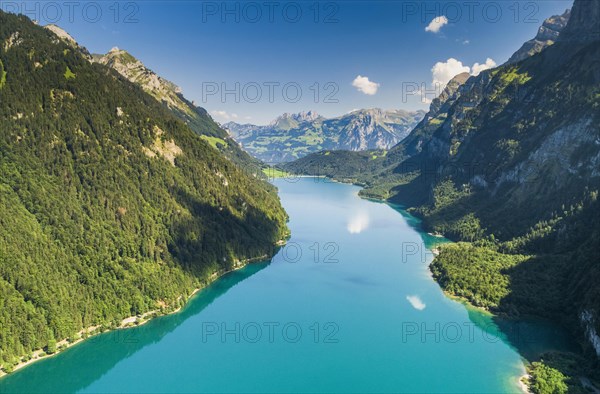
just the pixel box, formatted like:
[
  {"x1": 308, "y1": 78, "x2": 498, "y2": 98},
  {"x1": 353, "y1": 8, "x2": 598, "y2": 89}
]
[
  {"x1": 0, "y1": 11, "x2": 287, "y2": 371},
  {"x1": 89, "y1": 45, "x2": 263, "y2": 174}
]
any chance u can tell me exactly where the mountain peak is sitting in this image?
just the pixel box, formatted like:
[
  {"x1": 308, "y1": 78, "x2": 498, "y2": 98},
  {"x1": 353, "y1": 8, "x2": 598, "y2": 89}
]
[
  {"x1": 347, "y1": 108, "x2": 383, "y2": 116},
  {"x1": 43, "y1": 23, "x2": 92, "y2": 60},
  {"x1": 537, "y1": 9, "x2": 571, "y2": 41},
  {"x1": 95, "y1": 48, "x2": 182, "y2": 96},
  {"x1": 427, "y1": 72, "x2": 470, "y2": 115},
  {"x1": 288, "y1": 110, "x2": 320, "y2": 122},
  {"x1": 44, "y1": 24, "x2": 76, "y2": 44},
  {"x1": 269, "y1": 110, "x2": 321, "y2": 127},
  {"x1": 297, "y1": 110, "x2": 320, "y2": 122},
  {"x1": 98, "y1": 47, "x2": 140, "y2": 66},
  {"x1": 449, "y1": 72, "x2": 470, "y2": 85},
  {"x1": 506, "y1": 9, "x2": 571, "y2": 64}
]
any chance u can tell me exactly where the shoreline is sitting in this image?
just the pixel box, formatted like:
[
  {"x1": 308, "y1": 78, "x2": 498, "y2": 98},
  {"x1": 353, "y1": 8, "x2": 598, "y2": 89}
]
[{"x1": 0, "y1": 245, "x2": 285, "y2": 379}]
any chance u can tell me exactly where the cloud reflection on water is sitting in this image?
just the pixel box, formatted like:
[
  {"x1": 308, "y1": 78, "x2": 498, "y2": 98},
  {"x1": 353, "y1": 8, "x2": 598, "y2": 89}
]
[
  {"x1": 347, "y1": 212, "x2": 370, "y2": 234},
  {"x1": 406, "y1": 295, "x2": 427, "y2": 311}
]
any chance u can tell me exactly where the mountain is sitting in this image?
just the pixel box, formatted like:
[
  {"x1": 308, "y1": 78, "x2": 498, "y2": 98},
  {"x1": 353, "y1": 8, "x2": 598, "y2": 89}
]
[
  {"x1": 285, "y1": 0, "x2": 600, "y2": 385},
  {"x1": 225, "y1": 109, "x2": 425, "y2": 163},
  {"x1": 397, "y1": 72, "x2": 471, "y2": 158},
  {"x1": 87, "y1": 43, "x2": 263, "y2": 175},
  {"x1": 268, "y1": 110, "x2": 323, "y2": 130},
  {"x1": 0, "y1": 11, "x2": 288, "y2": 372},
  {"x1": 559, "y1": 0, "x2": 600, "y2": 41},
  {"x1": 506, "y1": 9, "x2": 570, "y2": 64},
  {"x1": 94, "y1": 47, "x2": 186, "y2": 114}
]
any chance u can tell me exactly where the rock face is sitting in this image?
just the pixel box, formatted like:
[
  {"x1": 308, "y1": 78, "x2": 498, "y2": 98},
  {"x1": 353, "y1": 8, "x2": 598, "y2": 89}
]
[
  {"x1": 428, "y1": 72, "x2": 471, "y2": 115},
  {"x1": 44, "y1": 24, "x2": 77, "y2": 45},
  {"x1": 559, "y1": 0, "x2": 600, "y2": 42},
  {"x1": 44, "y1": 24, "x2": 92, "y2": 59},
  {"x1": 581, "y1": 311, "x2": 600, "y2": 358},
  {"x1": 329, "y1": 109, "x2": 425, "y2": 151},
  {"x1": 395, "y1": 72, "x2": 471, "y2": 157},
  {"x1": 507, "y1": 9, "x2": 571, "y2": 64},
  {"x1": 225, "y1": 109, "x2": 425, "y2": 163}
]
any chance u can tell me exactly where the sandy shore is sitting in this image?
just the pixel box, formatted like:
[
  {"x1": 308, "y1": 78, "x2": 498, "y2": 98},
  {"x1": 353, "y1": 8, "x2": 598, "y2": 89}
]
[
  {"x1": 0, "y1": 247, "x2": 283, "y2": 378},
  {"x1": 0, "y1": 324, "x2": 101, "y2": 378},
  {"x1": 518, "y1": 373, "x2": 532, "y2": 394},
  {"x1": 427, "y1": 232, "x2": 445, "y2": 238}
]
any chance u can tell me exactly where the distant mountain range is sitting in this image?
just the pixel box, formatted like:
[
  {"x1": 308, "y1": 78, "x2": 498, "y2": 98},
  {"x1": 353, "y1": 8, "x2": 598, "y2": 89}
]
[{"x1": 224, "y1": 109, "x2": 425, "y2": 163}]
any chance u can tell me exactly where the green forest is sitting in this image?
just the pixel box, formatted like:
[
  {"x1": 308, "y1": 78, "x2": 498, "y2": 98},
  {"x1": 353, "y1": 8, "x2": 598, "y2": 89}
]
[{"x1": 0, "y1": 11, "x2": 288, "y2": 370}]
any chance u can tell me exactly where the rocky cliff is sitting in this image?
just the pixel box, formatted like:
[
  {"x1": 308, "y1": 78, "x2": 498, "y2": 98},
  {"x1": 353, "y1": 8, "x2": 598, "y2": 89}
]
[{"x1": 507, "y1": 9, "x2": 570, "y2": 64}]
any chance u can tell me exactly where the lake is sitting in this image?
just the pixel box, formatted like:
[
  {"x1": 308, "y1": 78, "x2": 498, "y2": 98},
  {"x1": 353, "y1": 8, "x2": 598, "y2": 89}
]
[{"x1": 0, "y1": 177, "x2": 575, "y2": 393}]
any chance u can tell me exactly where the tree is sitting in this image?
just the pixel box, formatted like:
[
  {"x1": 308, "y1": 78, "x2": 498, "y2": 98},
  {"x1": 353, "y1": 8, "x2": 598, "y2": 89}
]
[{"x1": 46, "y1": 338, "x2": 57, "y2": 355}]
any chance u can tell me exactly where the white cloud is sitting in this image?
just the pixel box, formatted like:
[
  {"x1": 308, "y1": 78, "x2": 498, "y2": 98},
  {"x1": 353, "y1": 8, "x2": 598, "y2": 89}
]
[
  {"x1": 471, "y1": 58, "x2": 497, "y2": 76},
  {"x1": 425, "y1": 16, "x2": 448, "y2": 33},
  {"x1": 406, "y1": 295, "x2": 426, "y2": 311},
  {"x1": 352, "y1": 75, "x2": 380, "y2": 95},
  {"x1": 462, "y1": 39, "x2": 470, "y2": 45},
  {"x1": 347, "y1": 213, "x2": 370, "y2": 234},
  {"x1": 431, "y1": 58, "x2": 470, "y2": 89},
  {"x1": 431, "y1": 57, "x2": 497, "y2": 90},
  {"x1": 211, "y1": 110, "x2": 238, "y2": 121}
]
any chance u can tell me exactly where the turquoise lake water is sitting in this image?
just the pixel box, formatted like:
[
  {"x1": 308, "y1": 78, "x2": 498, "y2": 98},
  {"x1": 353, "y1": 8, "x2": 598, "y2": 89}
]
[{"x1": 0, "y1": 177, "x2": 575, "y2": 393}]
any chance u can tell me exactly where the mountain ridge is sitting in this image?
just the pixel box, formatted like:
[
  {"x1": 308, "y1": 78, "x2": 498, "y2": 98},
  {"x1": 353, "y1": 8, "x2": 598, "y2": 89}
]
[
  {"x1": 506, "y1": 9, "x2": 570, "y2": 64},
  {"x1": 225, "y1": 108, "x2": 425, "y2": 163}
]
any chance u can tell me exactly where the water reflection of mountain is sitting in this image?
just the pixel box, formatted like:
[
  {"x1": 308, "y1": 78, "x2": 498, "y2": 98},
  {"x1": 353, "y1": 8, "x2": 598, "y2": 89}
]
[{"x1": 0, "y1": 262, "x2": 270, "y2": 394}]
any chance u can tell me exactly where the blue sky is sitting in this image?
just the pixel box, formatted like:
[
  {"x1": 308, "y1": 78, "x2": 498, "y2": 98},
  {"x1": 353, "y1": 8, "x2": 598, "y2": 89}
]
[{"x1": 3, "y1": 0, "x2": 572, "y2": 124}]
